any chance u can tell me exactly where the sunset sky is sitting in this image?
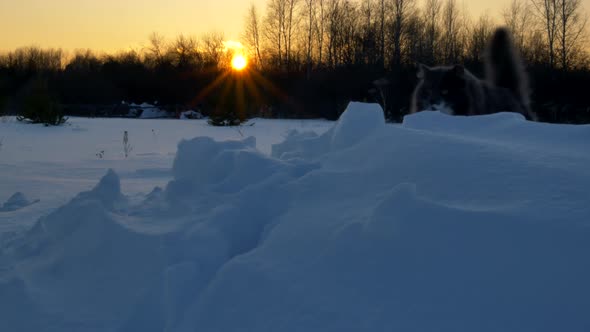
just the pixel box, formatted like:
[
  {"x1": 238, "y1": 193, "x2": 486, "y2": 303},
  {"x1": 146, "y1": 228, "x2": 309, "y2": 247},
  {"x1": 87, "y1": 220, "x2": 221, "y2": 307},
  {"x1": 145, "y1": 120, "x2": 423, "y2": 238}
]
[{"x1": 0, "y1": 0, "x2": 586, "y2": 53}]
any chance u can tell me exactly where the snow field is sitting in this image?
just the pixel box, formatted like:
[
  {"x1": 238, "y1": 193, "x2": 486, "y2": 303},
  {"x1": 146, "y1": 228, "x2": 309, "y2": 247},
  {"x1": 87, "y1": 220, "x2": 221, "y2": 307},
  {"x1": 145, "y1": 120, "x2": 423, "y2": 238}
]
[
  {"x1": 0, "y1": 116, "x2": 333, "y2": 232},
  {"x1": 1, "y1": 102, "x2": 589, "y2": 331}
]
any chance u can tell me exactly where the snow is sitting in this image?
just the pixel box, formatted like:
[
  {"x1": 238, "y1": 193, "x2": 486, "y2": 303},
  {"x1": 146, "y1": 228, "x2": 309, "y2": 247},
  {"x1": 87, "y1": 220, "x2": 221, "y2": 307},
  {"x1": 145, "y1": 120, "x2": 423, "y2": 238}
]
[
  {"x1": 179, "y1": 110, "x2": 204, "y2": 120},
  {"x1": 127, "y1": 102, "x2": 170, "y2": 118},
  {"x1": 1, "y1": 103, "x2": 589, "y2": 332},
  {"x1": 0, "y1": 116, "x2": 332, "y2": 233},
  {"x1": 0, "y1": 192, "x2": 39, "y2": 212}
]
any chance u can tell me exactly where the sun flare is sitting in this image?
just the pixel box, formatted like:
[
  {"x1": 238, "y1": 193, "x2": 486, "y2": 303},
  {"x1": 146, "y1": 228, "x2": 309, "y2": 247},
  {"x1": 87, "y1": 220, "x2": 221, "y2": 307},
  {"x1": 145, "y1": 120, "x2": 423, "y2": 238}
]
[{"x1": 231, "y1": 54, "x2": 247, "y2": 71}]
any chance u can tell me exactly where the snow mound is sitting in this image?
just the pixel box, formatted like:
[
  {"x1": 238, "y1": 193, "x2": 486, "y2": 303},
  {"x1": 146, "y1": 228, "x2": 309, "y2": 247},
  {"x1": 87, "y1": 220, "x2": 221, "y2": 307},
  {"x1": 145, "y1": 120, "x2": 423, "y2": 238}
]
[
  {"x1": 404, "y1": 109, "x2": 525, "y2": 130},
  {"x1": 271, "y1": 129, "x2": 326, "y2": 160},
  {"x1": 330, "y1": 102, "x2": 385, "y2": 149},
  {"x1": 272, "y1": 102, "x2": 385, "y2": 160},
  {"x1": 1, "y1": 102, "x2": 590, "y2": 332},
  {"x1": 74, "y1": 169, "x2": 124, "y2": 209},
  {"x1": 0, "y1": 192, "x2": 39, "y2": 212},
  {"x1": 128, "y1": 103, "x2": 170, "y2": 118},
  {"x1": 171, "y1": 136, "x2": 257, "y2": 186},
  {"x1": 179, "y1": 110, "x2": 204, "y2": 119},
  {"x1": 403, "y1": 110, "x2": 590, "y2": 151},
  {"x1": 5, "y1": 170, "x2": 163, "y2": 330},
  {"x1": 194, "y1": 181, "x2": 590, "y2": 332},
  {"x1": 169, "y1": 136, "x2": 317, "y2": 197}
]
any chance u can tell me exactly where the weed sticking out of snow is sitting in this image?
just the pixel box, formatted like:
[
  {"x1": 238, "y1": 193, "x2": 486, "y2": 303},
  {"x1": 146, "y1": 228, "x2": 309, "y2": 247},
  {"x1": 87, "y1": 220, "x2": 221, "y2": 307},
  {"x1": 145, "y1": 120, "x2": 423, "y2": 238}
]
[{"x1": 123, "y1": 130, "x2": 133, "y2": 158}]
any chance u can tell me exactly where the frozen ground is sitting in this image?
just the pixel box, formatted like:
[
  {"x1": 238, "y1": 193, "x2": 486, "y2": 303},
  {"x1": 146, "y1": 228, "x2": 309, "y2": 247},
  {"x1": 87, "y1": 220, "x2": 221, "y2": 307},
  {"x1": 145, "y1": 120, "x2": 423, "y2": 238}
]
[
  {"x1": 0, "y1": 116, "x2": 333, "y2": 233},
  {"x1": 1, "y1": 104, "x2": 589, "y2": 332}
]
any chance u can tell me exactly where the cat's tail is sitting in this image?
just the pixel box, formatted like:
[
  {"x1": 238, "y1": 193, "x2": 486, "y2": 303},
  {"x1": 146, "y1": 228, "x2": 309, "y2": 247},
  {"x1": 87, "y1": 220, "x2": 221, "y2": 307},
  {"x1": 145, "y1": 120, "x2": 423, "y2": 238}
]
[{"x1": 485, "y1": 27, "x2": 532, "y2": 115}]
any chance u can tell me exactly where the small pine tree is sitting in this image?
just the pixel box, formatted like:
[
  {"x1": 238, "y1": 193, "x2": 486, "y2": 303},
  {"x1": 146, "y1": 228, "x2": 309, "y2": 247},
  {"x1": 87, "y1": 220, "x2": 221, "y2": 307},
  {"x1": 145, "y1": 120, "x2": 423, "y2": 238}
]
[
  {"x1": 0, "y1": 94, "x2": 8, "y2": 121},
  {"x1": 123, "y1": 131, "x2": 133, "y2": 158},
  {"x1": 207, "y1": 75, "x2": 248, "y2": 126},
  {"x1": 17, "y1": 77, "x2": 67, "y2": 126},
  {"x1": 207, "y1": 108, "x2": 244, "y2": 126}
]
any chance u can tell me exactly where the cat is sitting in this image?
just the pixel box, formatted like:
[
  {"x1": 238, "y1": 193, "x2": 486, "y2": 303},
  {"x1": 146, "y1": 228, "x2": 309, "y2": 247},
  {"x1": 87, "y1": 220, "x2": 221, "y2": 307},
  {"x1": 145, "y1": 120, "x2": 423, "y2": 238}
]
[{"x1": 411, "y1": 27, "x2": 536, "y2": 121}]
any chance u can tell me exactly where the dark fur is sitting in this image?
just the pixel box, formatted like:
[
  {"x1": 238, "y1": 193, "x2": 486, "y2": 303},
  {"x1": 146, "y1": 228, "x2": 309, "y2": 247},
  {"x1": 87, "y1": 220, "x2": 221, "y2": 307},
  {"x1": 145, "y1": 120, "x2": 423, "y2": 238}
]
[{"x1": 411, "y1": 27, "x2": 535, "y2": 120}]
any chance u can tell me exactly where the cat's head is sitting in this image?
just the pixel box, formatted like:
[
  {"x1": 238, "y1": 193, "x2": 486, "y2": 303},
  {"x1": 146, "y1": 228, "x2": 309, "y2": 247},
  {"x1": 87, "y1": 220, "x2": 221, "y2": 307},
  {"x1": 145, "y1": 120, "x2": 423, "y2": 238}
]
[{"x1": 413, "y1": 64, "x2": 469, "y2": 115}]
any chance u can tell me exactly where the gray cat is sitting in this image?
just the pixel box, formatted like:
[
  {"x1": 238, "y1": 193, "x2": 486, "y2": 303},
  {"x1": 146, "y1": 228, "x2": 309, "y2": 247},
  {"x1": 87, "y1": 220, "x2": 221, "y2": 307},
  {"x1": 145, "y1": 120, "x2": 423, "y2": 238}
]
[{"x1": 411, "y1": 28, "x2": 536, "y2": 121}]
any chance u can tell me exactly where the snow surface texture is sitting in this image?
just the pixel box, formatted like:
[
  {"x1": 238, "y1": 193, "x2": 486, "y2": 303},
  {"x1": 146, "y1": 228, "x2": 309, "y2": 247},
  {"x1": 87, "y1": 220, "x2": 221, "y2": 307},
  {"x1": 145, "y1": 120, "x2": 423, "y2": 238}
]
[
  {"x1": 1, "y1": 103, "x2": 590, "y2": 332},
  {"x1": 0, "y1": 117, "x2": 332, "y2": 233},
  {"x1": 128, "y1": 103, "x2": 170, "y2": 119},
  {"x1": 138, "y1": 109, "x2": 168, "y2": 120},
  {"x1": 0, "y1": 192, "x2": 39, "y2": 212},
  {"x1": 179, "y1": 110, "x2": 204, "y2": 120}
]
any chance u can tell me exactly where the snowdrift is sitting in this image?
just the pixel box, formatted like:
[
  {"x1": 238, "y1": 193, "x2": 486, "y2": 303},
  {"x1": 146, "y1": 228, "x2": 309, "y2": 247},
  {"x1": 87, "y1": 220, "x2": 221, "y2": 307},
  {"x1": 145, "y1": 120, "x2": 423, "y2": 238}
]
[
  {"x1": 1, "y1": 103, "x2": 589, "y2": 332},
  {"x1": 127, "y1": 102, "x2": 170, "y2": 119},
  {"x1": 0, "y1": 192, "x2": 39, "y2": 212}
]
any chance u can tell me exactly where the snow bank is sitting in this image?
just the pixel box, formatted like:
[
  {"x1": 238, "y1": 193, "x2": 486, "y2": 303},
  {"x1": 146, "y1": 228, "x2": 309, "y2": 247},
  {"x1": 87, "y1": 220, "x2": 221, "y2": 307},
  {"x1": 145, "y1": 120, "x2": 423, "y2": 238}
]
[
  {"x1": 179, "y1": 110, "x2": 204, "y2": 120},
  {"x1": 1, "y1": 104, "x2": 589, "y2": 332},
  {"x1": 330, "y1": 102, "x2": 385, "y2": 149},
  {"x1": 272, "y1": 102, "x2": 385, "y2": 160},
  {"x1": 0, "y1": 192, "x2": 39, "y2": 212},
  {"x1": 128, "y1": 103, "x2": 170, "y2": 119}
]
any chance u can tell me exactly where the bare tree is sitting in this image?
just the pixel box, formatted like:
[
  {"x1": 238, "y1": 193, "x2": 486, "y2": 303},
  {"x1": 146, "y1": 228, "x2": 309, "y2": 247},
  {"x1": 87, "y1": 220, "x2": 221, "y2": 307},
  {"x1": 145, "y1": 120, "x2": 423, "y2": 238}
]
[
  {"x1": 360, "y1": 0, "x2": 378, "y2": 66},
  {"x1": 531, "y1": 0, "x2": 559, "y2": 68},
  {"x1": 172, "y1": 35, "x2": 200, "y2": 68},
  {"x1": 315, "y1": 0, "x2": 325, "y2": 65},
  {"x1": 326, "y1": 0, "x2": 340, "y2": 67},
  {"x1": 441, "y1": 0, "x2": 461, "y2": 64},
  {"x1": 65, "y1": 49, "x2": 102, "y2": 73},
  {"x1": 466, "y1": 13, "x2": 495, "y2": 63},
  {"x1": 531, "y1": 0, "x2": 588, "y2": 70},
  {"x1": 343, "y1": 1, "x2": 362, "y2": 66},
  {"x1": 305, "y1": 0, "x2": 316, "y2": 76},
  {"x1": 378, "y1": 0, "x2": 386, "y2": 68},
  {"x1": 405, "y1": 9, "x2": 427, "y2": 63},
  {"x1": 145, "y1": 32, "x2": 167, "y2": 67},
  {"x1": 201, "y1": 32, "x2": 225, "y2": 68},
  {"x1": 244, "y1": 5, "x2": 263, "y2": 69},
  {"x1": 264, "y1": 0, "x2": 301, "y2": 69},
  {"x1": 423, "y1": 0, "x2": 442, "y2": 64},
  {"x1": 390, "y1": 0, "x2": 416, "y2": 67},
  {"x1": 503, "y1": 0, "x2": 533, "y2": 53},
  {"x1": 556, "y1": 0, "x2": 588, "y2": 70},
  {"x1": 284, "y1": 0, "x2": 301, "y2": 68},
  {"x1": 3, "y1": 47, "x2": 64, "y2": 73},
  {"x1": 527, "y1": 29, "x2": 550, "y2": 64},
  {"x1": 363, "y1": 0, "x2": 373, "y2": 26},
  {"x1": 264, "y1": 0, "x2": 287, "y2": 68},
  {"x1": 326, "y1": 0, "x2": 361, "y2": 67}
]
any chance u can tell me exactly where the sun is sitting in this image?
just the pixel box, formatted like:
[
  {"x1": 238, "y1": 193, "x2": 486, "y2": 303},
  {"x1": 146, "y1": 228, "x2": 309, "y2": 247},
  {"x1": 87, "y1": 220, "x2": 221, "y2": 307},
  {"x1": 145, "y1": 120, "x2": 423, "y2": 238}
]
[{"x1": 231, "y1": 54, "x2": 248, "y2": 71}]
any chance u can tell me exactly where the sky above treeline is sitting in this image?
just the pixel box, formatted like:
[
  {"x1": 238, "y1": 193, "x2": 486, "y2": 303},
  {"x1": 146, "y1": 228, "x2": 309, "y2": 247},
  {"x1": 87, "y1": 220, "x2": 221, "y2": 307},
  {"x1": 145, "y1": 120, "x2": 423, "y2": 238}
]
[{"x1": 0, "y1": 0, "x2": 587, "y2": 52}]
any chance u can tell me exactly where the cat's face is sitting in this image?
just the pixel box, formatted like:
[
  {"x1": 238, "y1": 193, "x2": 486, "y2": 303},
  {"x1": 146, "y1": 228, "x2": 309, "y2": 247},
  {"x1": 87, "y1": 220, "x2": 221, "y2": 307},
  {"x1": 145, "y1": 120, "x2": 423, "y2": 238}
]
[{"x1": 413, "y1": 64, "x2": 469, "y2": 115}]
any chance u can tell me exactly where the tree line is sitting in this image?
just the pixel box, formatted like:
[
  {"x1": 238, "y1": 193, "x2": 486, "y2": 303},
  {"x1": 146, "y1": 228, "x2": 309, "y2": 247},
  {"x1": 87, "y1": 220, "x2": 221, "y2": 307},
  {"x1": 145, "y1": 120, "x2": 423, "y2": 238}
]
[
  {"x1": 0, "y1": 0, "x2": 589, "y2": 124},
  {"x1": 244, "y1": 0, "x2": 588, "y2": 71}
]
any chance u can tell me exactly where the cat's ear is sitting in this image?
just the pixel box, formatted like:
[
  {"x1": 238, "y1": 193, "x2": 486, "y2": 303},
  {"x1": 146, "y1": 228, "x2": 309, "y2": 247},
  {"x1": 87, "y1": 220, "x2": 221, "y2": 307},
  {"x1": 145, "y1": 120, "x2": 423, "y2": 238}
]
[
  {"x1": 453, "y1": 64, "x2": 465, "y2": 77},
  {"x1": 417, "y1": 63, "x2": 429, "y2": 79}
]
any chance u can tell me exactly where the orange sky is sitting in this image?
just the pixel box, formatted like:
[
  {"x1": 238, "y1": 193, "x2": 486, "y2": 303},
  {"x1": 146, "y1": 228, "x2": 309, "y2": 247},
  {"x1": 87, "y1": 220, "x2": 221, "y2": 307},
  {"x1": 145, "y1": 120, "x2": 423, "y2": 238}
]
[{"x1": 0, "y1": 0, "x2": 587, "y2": 52}]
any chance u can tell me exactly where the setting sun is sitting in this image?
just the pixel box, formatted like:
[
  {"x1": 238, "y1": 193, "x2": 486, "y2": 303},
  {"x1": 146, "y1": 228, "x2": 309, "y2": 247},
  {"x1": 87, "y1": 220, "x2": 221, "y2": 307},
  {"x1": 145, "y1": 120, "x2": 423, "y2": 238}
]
[{"x1": 231, "y1": 54, "x2": 247, "y2": 71}]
